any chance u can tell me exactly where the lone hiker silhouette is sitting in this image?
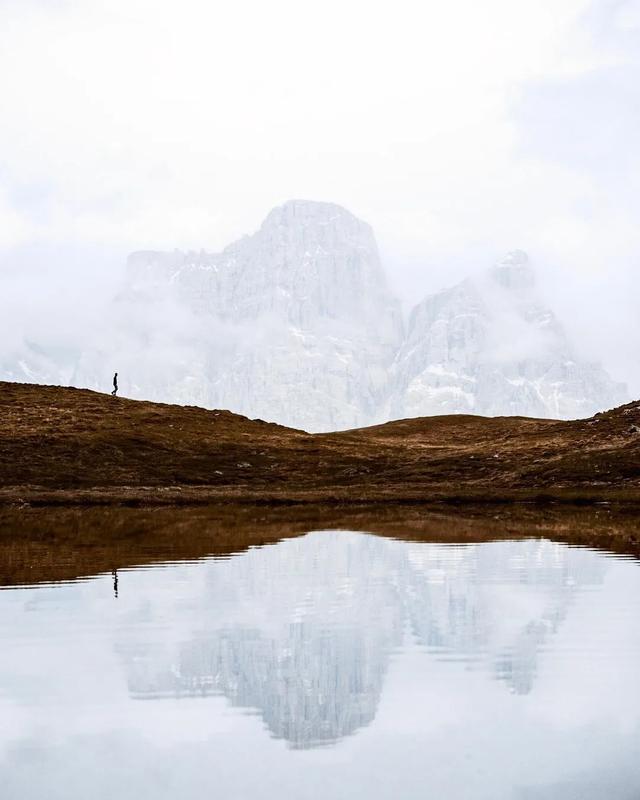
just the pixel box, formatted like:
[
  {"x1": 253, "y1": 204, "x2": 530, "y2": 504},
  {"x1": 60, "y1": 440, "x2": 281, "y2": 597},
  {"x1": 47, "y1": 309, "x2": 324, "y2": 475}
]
[{"x1": 111, "y1": 372, "x2": 118, "y2": 397}]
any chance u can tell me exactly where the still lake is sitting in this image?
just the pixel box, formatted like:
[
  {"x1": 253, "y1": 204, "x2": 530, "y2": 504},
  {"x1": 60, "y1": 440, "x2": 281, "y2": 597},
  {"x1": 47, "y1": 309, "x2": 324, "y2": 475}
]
[{"x1": 1, "y1": 525, "x2": 640, "y2": 799}]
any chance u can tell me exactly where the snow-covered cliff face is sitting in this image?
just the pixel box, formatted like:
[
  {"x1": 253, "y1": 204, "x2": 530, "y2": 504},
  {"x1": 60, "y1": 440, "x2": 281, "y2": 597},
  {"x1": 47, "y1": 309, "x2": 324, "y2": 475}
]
[
  {"x1": 127, "y1": 201, "x2": 400, "y2": 333},
  {"x1": 1, "y1": 201, "x2": 628, "y2": 429},
  {"x1": 110, "y1": 200, "x2": 404, "y2": 431},
  {"x1": 115, "y1": 210, "x2": 626, "y2": 427},
  {"x1": 389, "y1": 250, "x2": 627, "y2": 420}
]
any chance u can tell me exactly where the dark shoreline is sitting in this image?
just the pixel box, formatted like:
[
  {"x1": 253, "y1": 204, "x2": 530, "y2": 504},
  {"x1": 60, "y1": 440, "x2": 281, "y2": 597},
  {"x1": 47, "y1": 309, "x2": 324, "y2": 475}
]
[{"x1": 3, "y1": 485, "x2": 640, "y2": 508}]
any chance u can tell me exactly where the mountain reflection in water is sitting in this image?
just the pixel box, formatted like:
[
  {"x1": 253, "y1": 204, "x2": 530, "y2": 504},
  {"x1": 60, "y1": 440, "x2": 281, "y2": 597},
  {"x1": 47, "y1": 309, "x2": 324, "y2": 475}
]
[
  {"x1": 118, "y1": 534, "x2": 605, "y2": 747},
  {"x1": 1, "y1": 526, "x2": 639, "y2": 800}
]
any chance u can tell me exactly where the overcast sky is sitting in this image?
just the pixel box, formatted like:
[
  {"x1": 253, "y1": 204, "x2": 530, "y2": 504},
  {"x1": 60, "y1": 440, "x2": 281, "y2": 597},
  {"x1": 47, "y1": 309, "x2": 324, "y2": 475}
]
[{"x1": 1, "y1": 0, "x2": 639, "y2": 390}]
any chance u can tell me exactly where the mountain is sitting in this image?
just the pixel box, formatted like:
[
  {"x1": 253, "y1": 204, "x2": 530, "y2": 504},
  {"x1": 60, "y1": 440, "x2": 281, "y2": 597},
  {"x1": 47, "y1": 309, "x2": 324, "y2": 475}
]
[
  {"x1": 106, "y1": 200, "x2": 403, "y2": 431},
  {"x1": 0, "y1": 201, "x2": 628, "y2": 430},
  {"x1": 389, "y1": 250, "x2": 627, "y2": 420}
]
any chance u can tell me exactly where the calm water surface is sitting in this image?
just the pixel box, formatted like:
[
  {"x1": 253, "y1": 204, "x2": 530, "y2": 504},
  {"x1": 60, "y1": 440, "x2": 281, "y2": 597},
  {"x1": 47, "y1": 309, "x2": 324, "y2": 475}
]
[{"x1": 1, "y1": 530, "x2": 640, "y2": 799}]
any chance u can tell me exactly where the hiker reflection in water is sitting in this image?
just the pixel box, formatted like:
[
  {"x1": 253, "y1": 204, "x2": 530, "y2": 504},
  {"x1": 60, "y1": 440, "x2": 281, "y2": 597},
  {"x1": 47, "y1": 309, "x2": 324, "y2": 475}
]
[
  {"x1": 112, "y1": 569, "x2": 118, "y2": 598},
  {"x1": 111, "y1": 372, "x2": 118, "y2": 397}
]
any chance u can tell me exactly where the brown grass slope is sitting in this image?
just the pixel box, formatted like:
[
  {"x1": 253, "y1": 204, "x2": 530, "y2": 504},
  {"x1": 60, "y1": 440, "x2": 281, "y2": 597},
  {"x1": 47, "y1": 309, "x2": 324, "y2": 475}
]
[{"x1": 1, "y1": 381, "x2": 640, "y2": 505}]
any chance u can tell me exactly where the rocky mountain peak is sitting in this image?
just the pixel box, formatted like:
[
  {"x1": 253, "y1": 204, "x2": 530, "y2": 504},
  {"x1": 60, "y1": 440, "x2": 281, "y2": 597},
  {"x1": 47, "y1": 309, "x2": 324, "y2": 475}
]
[
  {"x1": 250, "y1": 199, "x2": 386, "y2": 295},
  {"x1": 490, "y1": 250, "x2": 536, "y2": 291},
  {"x1": 260, "y1": 198, "x2": 368, "y2": 230}
]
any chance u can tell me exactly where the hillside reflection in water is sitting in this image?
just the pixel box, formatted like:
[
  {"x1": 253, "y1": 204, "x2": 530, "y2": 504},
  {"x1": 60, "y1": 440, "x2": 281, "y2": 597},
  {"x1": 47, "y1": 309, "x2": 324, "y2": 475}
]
[{"x1": 1, "y1": 529, "x2": 640, "y2": 799}]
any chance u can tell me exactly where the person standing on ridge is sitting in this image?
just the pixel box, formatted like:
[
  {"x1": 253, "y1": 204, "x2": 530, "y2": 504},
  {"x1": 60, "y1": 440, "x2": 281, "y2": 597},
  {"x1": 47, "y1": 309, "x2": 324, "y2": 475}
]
[{"x1": 111, "y1": 372, "x2": 118, "y2": 397}]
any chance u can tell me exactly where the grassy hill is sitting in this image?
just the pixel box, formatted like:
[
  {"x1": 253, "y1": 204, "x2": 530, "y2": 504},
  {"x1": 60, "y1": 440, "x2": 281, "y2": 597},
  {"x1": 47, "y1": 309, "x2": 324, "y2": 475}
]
[{"x1": 1, "y1": 381, "x2": 640, "y2": 505}]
